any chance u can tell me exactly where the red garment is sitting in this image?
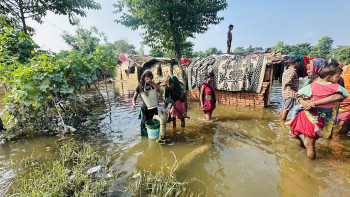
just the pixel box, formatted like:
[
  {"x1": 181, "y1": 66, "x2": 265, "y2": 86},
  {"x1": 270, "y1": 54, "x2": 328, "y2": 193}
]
[
  {"x1": 302, "y1": 56, "x2": 316, "y2": 77},
  {"x1": 309, "y1": 82, "x2": 342, "y2": 108},
  {"x1": 201, "y1": 101, "x2": 216, "y2": 113},
  {"x1": 203, "y1": 83, "x2": 215, "y2": 95},
  {"x1": 169, "y1": 100, "x2": 187, "y2": 119},
  {"x1": 180, "y1": 58, "x2": 191, "y2": 66},
  {"x1": 290, "y1": 111, "x2": 319, "y2": 139}
]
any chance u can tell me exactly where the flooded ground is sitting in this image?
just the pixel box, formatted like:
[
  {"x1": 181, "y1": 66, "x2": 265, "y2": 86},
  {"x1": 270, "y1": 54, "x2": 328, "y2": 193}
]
[{"x1": 1, "y1": 81, "x2": 350, "y2": 196}]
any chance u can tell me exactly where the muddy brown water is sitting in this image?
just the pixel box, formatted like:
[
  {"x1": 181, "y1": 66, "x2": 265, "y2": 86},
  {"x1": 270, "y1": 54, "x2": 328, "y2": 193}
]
[{"x1": 0, "y1": 81, "x2": 350, "y2": 196}]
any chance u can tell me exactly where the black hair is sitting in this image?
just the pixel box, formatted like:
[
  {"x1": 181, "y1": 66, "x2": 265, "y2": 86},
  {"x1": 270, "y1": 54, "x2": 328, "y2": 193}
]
[
  {"x1": 289, "y1": 56, "x2": 301, "y2": 65},
  {"x1": 229, "y1": 24, "x2": 234, "y2": 28},
  {"x1": 139, "y1": 70, "x2": 153, "y2": 88},
  {"x1": 206, "y1": 71, "x2": 215, "y2": 79},
  {"x1": 318, "y1": 65, "x2": 342, "y2": 79},
  {"x1": 328, "y1": 58, "x2": 339, "y2": 67},
  {"x1": 265, "y1": 48, "x2": 272, "y2": 53}
]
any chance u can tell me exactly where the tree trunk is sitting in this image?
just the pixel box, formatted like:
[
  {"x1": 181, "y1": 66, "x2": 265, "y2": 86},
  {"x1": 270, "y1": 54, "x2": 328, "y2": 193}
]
[
  {"x1": 18, "y1": 0, "x2": 28, "y2": 34},
  {"x1": 174, "y1": 42, "x2": 182, "y2": 67}
]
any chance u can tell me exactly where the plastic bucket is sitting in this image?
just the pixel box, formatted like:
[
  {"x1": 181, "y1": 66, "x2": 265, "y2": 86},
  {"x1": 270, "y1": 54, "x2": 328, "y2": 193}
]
[
  {"x1": 140, "y1": 89, "x2": 158, "y2": 109},
  {"x1": 146, "y1": 119, "x2": 160, "y2": 139}
]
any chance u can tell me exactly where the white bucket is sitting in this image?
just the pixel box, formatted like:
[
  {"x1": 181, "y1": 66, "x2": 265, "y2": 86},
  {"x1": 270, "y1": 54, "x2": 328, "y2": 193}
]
[{"x1": 140, "y1": 88, "x2": 158, "y2": 109}]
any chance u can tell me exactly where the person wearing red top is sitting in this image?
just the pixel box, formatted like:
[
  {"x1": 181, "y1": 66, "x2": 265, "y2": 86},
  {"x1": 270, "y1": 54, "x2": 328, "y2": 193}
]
[{"x1": 200, "y1": 72, "x2": 216, "y2": 121}]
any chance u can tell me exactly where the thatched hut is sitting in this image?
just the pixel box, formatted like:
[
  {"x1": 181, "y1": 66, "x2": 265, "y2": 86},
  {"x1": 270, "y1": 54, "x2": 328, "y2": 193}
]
[{"x1": 116, "y1": 54, "x2": 185, "y2": 85}]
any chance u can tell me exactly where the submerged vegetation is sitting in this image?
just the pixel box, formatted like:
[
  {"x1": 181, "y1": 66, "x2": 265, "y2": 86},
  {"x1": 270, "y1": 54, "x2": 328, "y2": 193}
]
[
  {"x1": 128, "y1": 154, "x2": 198, "y2": 197},
  {"x1": 11, "y1": 140, "x2": 112, "y2": 196},
  {"x1": 10, "y1": 141, "x2": 198, "y2": 197}
]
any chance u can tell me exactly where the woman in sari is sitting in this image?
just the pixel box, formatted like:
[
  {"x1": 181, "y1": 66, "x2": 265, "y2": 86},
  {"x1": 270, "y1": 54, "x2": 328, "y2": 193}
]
[
  {"x1": 290, "y1": 66, "x2": 348, "y2": 159},
  {"x1": 165, "y1": 75, "x2": 187, "y2": 128},
  {"x1": 200, "y1": 72, "x2": 216, "y2": 121},
  {"x1": 293, "y1": 59, "x2": 344, "y2": 139}
]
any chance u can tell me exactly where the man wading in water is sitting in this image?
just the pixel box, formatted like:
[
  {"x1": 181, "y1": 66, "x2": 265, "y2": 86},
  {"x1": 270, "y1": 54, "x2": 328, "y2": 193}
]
[
  {"x1": 227, "y1": 24, "x2": 234, "y2": 54},
  {"x1": 280, "y1": 57, "x2": 300, "y2": 120}
]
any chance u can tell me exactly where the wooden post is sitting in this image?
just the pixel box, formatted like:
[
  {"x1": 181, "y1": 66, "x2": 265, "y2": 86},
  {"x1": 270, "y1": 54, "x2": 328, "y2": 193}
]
[{"x1": 266, "y1": 65, "x2": 274, "y2": 107}]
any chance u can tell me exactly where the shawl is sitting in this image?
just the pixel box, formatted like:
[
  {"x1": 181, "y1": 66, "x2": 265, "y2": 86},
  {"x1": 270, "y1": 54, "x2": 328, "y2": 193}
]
[{"x1": 306, "y1": 58, "x2": 327, "y2": 85}]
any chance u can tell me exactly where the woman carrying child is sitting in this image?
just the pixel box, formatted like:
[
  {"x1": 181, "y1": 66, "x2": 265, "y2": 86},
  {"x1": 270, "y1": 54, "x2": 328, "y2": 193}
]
[
  {"x1": 165, "y1": 75, "x2": 187, "y2": 128},
  {"x1": 200, "y1": 72, "x2": 216, "y2": 121},
  {"x1": 290, "y1": 66, "x2": 348, "y2": 159},
  {"x1": 131, "y1": 70, "x2": 160, "y2": 136}
]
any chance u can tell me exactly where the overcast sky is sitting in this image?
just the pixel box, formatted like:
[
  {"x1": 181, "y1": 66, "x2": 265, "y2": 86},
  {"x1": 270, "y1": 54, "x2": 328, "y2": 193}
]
[{"x1": 27, "y1": 0, "x2": 350, "y2": 54}]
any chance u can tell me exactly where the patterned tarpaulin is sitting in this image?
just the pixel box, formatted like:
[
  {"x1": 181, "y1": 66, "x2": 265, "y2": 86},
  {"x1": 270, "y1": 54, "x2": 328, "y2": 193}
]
[{"x1": 187, "y1": 54, "x2": 268, "y2": 93}]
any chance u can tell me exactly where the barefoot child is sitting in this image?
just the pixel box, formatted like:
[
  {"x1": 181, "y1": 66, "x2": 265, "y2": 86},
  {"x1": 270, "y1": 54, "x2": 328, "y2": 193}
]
[
  {"x1": 131, "y1": 70, "x2": 160, "y2": 136},
  {"x1": 165, "y1": 75, "x2": 187, "y2": 128},
  {"x1": 200, "y1": 72, "x2": 216, "y2": 121},
  {"x1": 290, "y1": 66, "x2": 348, "y2": 159}
]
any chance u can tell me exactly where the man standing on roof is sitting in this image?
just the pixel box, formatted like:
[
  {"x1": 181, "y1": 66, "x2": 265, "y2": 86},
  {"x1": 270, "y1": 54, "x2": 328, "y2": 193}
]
[
  {"x1": 227, "y1": 24, "x2": 234, "y2": 54},
  {"x1": 280, "y1": 56, "x2": 301, "y2": 120}
]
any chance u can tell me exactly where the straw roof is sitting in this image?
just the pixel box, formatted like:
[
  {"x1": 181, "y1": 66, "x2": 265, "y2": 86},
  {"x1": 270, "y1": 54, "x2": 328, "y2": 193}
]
[{"x1": 121, "y1": 54, "x2": 177, "y2": 68}]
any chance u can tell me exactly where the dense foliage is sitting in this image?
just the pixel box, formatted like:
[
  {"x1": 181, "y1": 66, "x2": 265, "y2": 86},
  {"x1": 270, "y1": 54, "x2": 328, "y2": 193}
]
[
  {"x1": 62, "y1": 26, "x2": 107, "y2": 54},
  {"x1": 114, "y1": 0, "x2": 227, "y2": 64},
  {"x1": 192, "y1": 47, "x2": 223, "y2": 58},
  {"x1": 0, "y1": 16, "x2": 37, "y2": 64},
  {"x1": 232, "y1": 36, "x2": 350, "y2": 64},
  {"x1": 0, "y1": 46, "x2": 116, "y2": 138},
  {"x1": 0, "y1": 0, "x2": 101, "y2": 34},
  {"x1": 332, "y1": 46, "x2": 350, "y2": 65}
]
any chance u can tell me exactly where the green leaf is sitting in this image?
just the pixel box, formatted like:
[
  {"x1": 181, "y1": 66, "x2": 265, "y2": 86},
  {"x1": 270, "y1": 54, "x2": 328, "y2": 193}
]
[{"x1": 39, "y1": 80, "x2": 50, "y2": 91}]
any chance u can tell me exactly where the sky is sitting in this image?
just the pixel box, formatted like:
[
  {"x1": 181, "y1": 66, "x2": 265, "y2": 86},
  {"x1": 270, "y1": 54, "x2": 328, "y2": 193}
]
[{"x1": 27, "y1": 0, "x2": 350, "y2": 54}]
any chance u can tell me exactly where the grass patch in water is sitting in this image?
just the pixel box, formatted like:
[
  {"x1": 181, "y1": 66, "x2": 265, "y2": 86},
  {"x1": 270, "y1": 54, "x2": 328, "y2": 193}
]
[
  {"x1": 10, "y1": 140, "x2": 113, "y2": 196},
  {"x1": 128, "y1": 153, "x2": 199, "y2": 197}
]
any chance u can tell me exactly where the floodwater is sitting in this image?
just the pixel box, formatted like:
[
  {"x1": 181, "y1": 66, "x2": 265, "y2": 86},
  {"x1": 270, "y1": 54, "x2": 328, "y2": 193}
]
[{"x1": 1, "y1": 81, "x2": 350, "y2": 196}]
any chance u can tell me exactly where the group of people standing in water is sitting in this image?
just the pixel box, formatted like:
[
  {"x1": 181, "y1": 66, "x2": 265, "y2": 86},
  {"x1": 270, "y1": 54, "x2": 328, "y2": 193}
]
[
  {"x1": 281, "y1": 57, "x2": 350, "y2": 159},
  {"x1": 131, "y1": 70, "x2": 217, "y2": 136},
  {"x1": 130, "y1": 56, "x2": 350, "y2": 160}
]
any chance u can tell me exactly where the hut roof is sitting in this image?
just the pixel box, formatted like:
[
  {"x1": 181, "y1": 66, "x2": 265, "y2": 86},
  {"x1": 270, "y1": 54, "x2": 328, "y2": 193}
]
[{"x1": 118, "y1": 54, "x2": 177, "y2": 68}]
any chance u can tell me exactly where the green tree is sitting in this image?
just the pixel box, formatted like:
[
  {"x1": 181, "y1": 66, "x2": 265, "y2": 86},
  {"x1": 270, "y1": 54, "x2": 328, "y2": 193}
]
[
  {"x1": 0, "y1": 0, "x2": 101, "y2": 34},
  {"x1": 295, "y1": 43, "x2": 312, "y2": 56},
  {"x1": 0, "y1": 16, "x2": 37, "y2": 65},
  {"x1": 271, "y1": 41, "x2": 292, "y2": 54},
  {"x1": 114, "y1": 0, "x2": 227, "y2": 64},
  {"x1": 308, "y1": 36, "x2": 333, "y2": 58},
  {"x1": 165, "y1": 41, "x2": 195, "y2": 59},
  {"x1": 192, "y1": 51, "x2": 206, "y2": 58},
  {"x1": 233, "y1": 46, "x2": 245, "y2": 53},
  {"x1": 62, "y1": 26, "x2": 106, "y2": 54},
  {"x1": 149, "y1": 48, "x2": 165, "y2": 57},
  {"x1": 181, "y1": 41, "x2": 195, "y2": 58},
  {"x1": 253, "y1": 47, "x2": 264, "y2": 52},
  {"x1": 245, "y1": 45, "x2": 254, "y2": 53},
  {"x1": 332, "y1": 46, "x2": 350, "y2": 65},
  {"x1": 113, "y1": 40, "x2": 137, "y2": 55},
  {"x1": 138, "y1": 45, "x2": 145, "y2": 56},
  {"x1": 205, "y1": 47, "x2": 222, "y2": 56}
]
